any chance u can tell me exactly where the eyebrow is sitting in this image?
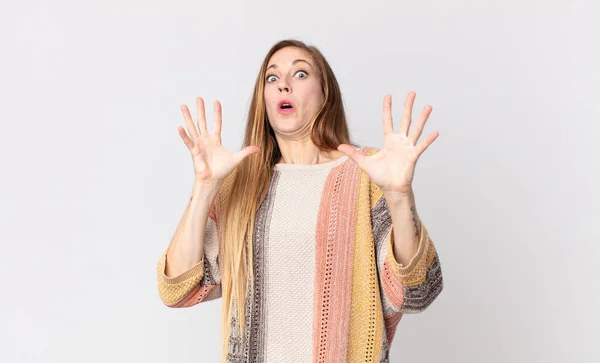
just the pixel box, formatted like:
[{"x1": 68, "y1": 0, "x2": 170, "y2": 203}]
[{"x1": 266, "y1": 59, "x2": 313, "y2": 71}]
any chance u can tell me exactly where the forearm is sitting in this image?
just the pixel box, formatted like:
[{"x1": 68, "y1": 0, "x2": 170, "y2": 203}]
[
  {"x1": 164, "y1": 182, "x2": 220, "y2": 277},
  {"x1": 383, "y1": 188, "x2": 421, "y2": 267}
]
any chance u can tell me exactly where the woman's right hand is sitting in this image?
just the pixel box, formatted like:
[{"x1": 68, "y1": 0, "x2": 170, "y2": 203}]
[{"x1": 177, "y1": 97, "x2": 260, "y2": 185}]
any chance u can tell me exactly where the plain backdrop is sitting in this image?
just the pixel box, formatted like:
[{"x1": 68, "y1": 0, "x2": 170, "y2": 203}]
[{"x1": 1, "y1": 0, "x2": 598, "y2": 362}]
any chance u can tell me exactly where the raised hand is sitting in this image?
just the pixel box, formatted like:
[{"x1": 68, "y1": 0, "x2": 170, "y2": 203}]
[
  {"x1": 337, "y1": 92, "x2": 439, "y2": 196},
  {"x1": 177, "y1": 97, "x2": 260, "y2": 185}
]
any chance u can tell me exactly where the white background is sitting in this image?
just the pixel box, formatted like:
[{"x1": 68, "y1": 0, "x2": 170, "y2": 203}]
[{"x1": 1, "y1": 0, "x2": 598, "y2": 362}]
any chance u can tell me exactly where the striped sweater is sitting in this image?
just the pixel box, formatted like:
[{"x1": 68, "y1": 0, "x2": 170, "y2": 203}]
[{"x1": 156, "y1": 146, "x2": 443, "y2": 362}]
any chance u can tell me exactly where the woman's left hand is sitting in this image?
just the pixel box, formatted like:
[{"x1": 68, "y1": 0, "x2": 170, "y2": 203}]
[{"x1": 338, "y1": 91, "x2": 439, "y2": 197}]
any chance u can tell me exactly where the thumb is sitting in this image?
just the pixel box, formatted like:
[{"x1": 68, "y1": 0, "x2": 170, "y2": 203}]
[
  {"x1": 234, "y1": 145, "x2": 261, "y2": 163},
  {"x1": 337, "y1": 144, "x2": 366, "y2": 167}
]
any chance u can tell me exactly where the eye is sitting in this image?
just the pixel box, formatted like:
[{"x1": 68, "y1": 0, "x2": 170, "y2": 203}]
[
  {"x1": 295, "y1": 70, "x2": 308, "y2": 79},
  {"x1": 266, "y1": 69, "x2": 309, "y2": 83}
]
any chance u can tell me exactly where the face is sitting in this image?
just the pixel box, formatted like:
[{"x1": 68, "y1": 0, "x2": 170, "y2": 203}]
[{"x1": 263, "y1": 47, "x2": 324, "y2": 138}]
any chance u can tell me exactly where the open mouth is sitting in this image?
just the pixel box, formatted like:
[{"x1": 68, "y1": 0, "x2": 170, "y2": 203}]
[{"x1": 277, "y1": 100, "x2": 295, "y2": 114}]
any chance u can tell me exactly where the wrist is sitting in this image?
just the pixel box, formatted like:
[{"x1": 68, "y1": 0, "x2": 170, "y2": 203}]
[
  {"x1": 382, "y1": 187, "x2": 414, "y2": 204},
  {"x1": 192, "y1": 180, "x2": 220, "y2": 198}
]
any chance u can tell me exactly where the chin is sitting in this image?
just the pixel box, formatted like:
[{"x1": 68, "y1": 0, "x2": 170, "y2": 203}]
[
  {"x1": 274, "y1": 121, "x2": 308, "y2": 135},
  {"x1": 275, "y1": 123, "x2": 300, "y2": 133}
]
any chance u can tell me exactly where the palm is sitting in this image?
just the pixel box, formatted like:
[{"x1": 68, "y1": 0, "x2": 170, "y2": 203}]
[
  {"x1": 338, "y1": 92, "x2": 438, "y2": 195},
  {"x1": 190, "y1": 136, "x2": 240, "y2": 181},
  {"x1": 359, "y1": 133, "x2": 420, "y2": 193},
  {"x1": 178, "y1": 97, "x2": 260, "y2": 183}
]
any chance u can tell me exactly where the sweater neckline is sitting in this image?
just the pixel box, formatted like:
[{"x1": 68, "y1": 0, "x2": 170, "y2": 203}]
[{"x1": 274, "y1": 147, "x2": 362, "y2": 172}]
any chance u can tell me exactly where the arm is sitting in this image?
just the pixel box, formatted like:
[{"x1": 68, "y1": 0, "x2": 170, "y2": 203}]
[
  {"x1": 337, "y1": 92, "x2": 443, "y2": 315},
  {"x1": 156, "y1": 182, "x2": 222, "y2": 307},
  {"x1": 371, "y1": 182, "x2": 443, "y2": 314},
  {"x1": 165, "y1": 182, "x2": 219, "y2": 277},
  {"x1": 157, "y1": 97, "x2": 257, "y2": 307},
  {"x1": 383, "y1": 188, "x2": 420, "y2": 267}
]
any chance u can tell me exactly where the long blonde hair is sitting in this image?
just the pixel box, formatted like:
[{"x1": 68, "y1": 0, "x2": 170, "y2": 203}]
[{"x1": 219, "y1": 39, "x2": 358, "y2": 357}]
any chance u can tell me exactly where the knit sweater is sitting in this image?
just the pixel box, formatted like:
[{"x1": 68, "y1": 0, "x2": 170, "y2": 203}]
[{"x1": 156, "y1": 146, "x2": 443, "y2": 362}]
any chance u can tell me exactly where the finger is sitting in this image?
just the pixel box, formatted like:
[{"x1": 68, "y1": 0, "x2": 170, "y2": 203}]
[
  {"x1": 213, "y1": 100, "x2": 222, "y2": 136},
  {"x1": 180, "y1": 104, "x2": 199, "y2": 139},
  {"x1": 234, "y1": 145, "x2": 261, "y2": 164},
  {"x1": 337, "y1": 144, "x2": 367, "y2": 167},
  {"x1": 409, "y1": 105, "x2": 433, "y2": 145},
  {"x1": 382, "y1": 94, "x2": 393, "y2": 134},
  {"x1": 196, "y1": 97, "x2": 209, "y2": 135},
  {"x1": 400, "y1": 91, "x2": 416, "y2": 137},
  {"x1": 415, "y1": 131, "x2": 439, "y2": 157},
  {"x1": 177, "y1": 126, "x2": 194, "y2": 150}
]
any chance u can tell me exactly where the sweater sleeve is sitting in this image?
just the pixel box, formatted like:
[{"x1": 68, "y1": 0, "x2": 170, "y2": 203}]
[
  {"x1": 156, "y1": 199, "x2": 222, "y2": 308},
  {"x1": 370, "y1": 180, "x2": 443, "y2": 315}
]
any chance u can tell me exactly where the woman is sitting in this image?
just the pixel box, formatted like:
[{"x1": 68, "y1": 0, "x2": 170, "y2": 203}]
[{"x1": 156, "y1": 39, "x2": 443, "y2": 362}]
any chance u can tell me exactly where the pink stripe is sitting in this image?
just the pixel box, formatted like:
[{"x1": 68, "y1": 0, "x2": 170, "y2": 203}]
[
  {"x1": 381, "y1": 259, "x2": 406, "y2": 308},
  {"x1": 167, "y1": 284, "x2": 219, "y2": 308},
  {"x1": 384, "y1": 312, "x2": 403, "y2": 346},
  {"x1": 313, "y1": 159, "x2": 361, "y2": 362}
]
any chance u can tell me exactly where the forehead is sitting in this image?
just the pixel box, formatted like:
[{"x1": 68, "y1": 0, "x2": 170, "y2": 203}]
[{"x1": 267, "y1": 47, "x2": 313, "y2": 68}]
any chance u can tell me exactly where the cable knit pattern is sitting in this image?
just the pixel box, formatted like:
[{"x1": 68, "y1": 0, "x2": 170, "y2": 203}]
[{"x1": 155, "y1": 146, "x2": 443, "y2": 362}]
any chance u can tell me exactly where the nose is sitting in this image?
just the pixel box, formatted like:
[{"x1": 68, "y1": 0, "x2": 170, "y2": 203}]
[{"x1": 278, "y1": 80, "x2": 290, "y2": 93}]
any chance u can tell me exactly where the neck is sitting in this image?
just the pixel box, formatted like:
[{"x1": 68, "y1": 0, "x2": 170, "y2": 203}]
[{"x1": 275, "y1": 139, "x2": 344, "y2": 165}]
